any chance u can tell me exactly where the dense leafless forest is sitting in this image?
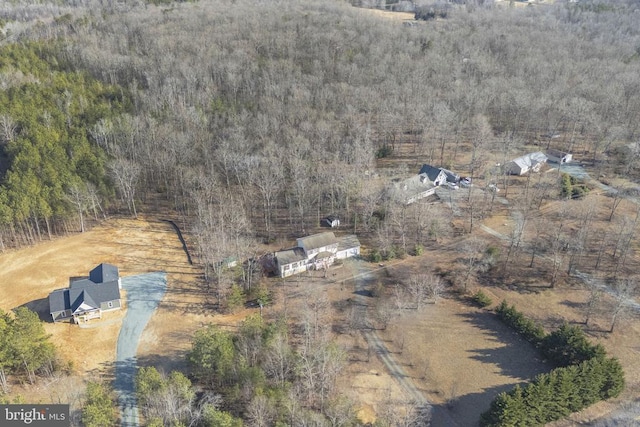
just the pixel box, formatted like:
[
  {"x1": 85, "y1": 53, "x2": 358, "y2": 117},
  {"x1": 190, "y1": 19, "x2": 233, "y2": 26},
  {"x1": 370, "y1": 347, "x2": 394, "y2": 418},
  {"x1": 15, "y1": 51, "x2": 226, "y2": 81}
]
[{"x1": 1, "y1": 0, "x2": 640, "y2": 245}]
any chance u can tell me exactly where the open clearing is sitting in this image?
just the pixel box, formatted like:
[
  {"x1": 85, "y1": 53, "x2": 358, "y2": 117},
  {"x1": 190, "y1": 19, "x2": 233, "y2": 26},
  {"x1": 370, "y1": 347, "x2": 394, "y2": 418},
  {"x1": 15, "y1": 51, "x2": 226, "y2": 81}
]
[{"x1": 1, "y1": 196, "x2": 639, "y2": 425}]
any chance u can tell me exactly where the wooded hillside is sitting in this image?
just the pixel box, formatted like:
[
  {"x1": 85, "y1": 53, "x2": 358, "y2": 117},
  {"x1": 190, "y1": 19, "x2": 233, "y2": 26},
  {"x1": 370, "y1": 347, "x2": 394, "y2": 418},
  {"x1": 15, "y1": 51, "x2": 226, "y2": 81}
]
[
  {"x1": 2, "y1": 0, "x2": 640, "y2": 425},
  {"x1": 1, "y1": 0, "x2": 639, "y2": 246}
]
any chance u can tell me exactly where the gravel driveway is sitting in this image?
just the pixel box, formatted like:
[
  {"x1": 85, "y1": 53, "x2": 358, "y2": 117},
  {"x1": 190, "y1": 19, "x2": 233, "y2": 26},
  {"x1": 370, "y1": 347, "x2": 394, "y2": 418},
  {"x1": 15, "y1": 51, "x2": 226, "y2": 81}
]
[{"x1": 114, "y1": 272, "x2": 167, "y2": 427}]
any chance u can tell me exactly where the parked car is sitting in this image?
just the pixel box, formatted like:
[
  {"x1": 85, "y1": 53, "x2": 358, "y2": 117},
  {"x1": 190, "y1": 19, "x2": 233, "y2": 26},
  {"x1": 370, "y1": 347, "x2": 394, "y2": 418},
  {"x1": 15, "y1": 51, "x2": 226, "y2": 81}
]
[
  {"x1": 460, "y1": 177, "x2": 472, "y2": 187},
  {"x1": 488, "y1": 184, "x2": 500, "y2": 193},
  {"x1": 445, "y1": 181, "x2": 459, "y2": 190}
]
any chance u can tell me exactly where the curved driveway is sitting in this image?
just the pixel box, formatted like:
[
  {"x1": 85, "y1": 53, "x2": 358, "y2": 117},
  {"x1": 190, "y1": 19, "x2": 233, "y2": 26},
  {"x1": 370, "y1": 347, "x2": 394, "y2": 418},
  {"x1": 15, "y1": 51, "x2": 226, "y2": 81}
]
[{"x1": 115, "y1": 272, "x2": 167, "y2": 427}]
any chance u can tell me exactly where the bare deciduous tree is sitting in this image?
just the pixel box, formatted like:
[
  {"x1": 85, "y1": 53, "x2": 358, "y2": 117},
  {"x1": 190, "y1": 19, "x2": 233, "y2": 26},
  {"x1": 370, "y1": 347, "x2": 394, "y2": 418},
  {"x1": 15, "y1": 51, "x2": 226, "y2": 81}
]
[
  {"x1": 263, "y1": 331, "x2": 294, "y2": 387},
  {"x1": 108, "y1": 158, "x2": 141, "y2": 218},
  {"x1": 247, "y1": 395, "x2": 276, "y2": 427},
  {"x1": 373, "y1": 299, "x2": 395, "y2": 330},
  {"x1": 584, "y1": 282, "x2": 603, "y2": 327},
  {"x1": 461, "y1": 237, "x2": 486, "y2": 292},
  {"x1": 0, "y1": 114, "x2": 17, "y2": 144},
  {"x1": 609, "y1": 278, "x2": 638, "y2": 333},
  {"x1": 407, "y1": 274, "x2": 434, "y2": 310}
]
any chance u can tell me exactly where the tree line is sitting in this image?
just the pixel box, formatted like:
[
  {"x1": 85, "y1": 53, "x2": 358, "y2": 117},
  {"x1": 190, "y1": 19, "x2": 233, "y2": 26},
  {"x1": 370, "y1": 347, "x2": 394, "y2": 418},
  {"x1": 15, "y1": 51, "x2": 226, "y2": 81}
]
[
  {"x1": 480, "y1": 301, "x2": 624, "y2": 426},
  {"x1": 0, "y1": 42, "x2": 129, "y2": 248},
  {"x1": 0, "y1": 307, "x2": 58, "y2": 394}
]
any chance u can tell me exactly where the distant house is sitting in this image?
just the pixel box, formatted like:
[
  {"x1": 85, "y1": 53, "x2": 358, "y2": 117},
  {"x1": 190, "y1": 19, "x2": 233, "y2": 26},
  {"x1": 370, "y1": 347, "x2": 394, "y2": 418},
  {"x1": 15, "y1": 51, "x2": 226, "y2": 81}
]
[
  {"x1": 275, "y1": 232, "x2": 360, "y2": 278},
  {"x1": 321, "y1": 215, "x2": 340, "y2": 228},
  {"x1": 418, "y1": 164, "x2": 448, "y2": 186},
  {"x1": 391, "y1": 173, "x2": 437, "y2": 205},
  {"x1": 546, "y1": 149, "x2": 572, "y2": 164},
  {"x1": 49, "y1": 263, "x2": 122, "y2": 323},
  {"x1": 505, "y1": 152, "x2": 548, "y2": 175}
]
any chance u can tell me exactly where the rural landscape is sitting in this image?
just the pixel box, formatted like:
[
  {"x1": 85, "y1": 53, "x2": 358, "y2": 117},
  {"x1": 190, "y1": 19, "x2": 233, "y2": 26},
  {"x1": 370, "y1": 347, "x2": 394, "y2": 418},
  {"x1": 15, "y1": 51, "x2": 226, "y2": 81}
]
[{"x1": 1, "y1": 0, "x2": 640, "y2": 426}]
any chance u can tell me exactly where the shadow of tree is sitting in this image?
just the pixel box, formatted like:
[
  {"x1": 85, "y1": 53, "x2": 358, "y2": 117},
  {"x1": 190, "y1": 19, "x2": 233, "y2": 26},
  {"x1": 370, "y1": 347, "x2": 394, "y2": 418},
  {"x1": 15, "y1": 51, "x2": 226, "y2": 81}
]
[
  {"x1": 457, "y1": 310, "x2": 551, "y2": 381},
  {"x1": 429, "y1": 382, "x2": 524, "y2": 427},
  {"x1": 19, "y1": 297, "x2": 53, "y2": 323}
]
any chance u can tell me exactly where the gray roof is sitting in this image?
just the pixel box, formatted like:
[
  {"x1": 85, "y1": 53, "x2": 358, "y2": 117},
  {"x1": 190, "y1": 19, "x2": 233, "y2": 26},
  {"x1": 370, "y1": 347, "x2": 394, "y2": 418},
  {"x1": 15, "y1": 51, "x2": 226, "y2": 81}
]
[
  {"x1": 441, "y1": 168, "x2": 460, "y2": 182},
  {"x1": 89, "y1": 263, "x2": 119, "y2": 284},
  {"x1": 69, "y1": 279, "x2": 120, "y2": 309},
  {"x1": 546, "y1": 148, "x2": 570, "y2": 159},
  {"x1": 48, "y1": 289, "x2": 70, "y2": 313},
  {"x1": 275, "y1": 247, "x2": 306, "y2": 266},
  {"x1": 72, "y1": 290, "x2": 99, "y2": 312},
  {"x1": 315, "y1": 251, "x2": 335, "y2": 260},
  {"x1": 49, "y1": 264, "x2": 121, "y2": 315},
  {"x1": 509, "y1": 152, "x2": 547, "y2": 171},
  {"x1": 337, "y1": 234, "x2": 361, "y2": 252},
  {"x1": 419, "y1": 164, "x2": 445, "y2": 182},
  {"x1": 297, "y1": 232, "x2": 338, "y2": 252}
]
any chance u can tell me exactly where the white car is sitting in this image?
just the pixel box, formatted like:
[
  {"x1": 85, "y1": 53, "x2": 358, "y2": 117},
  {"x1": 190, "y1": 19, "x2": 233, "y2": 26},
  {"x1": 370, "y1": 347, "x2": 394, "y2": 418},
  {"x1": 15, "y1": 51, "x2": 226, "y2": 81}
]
[
  {"x1": 488, "y1": 184, "x2": 500, "y2": 193},
  {"x1": 460, "y1": 177, "x2": 472, "y2": 187}
]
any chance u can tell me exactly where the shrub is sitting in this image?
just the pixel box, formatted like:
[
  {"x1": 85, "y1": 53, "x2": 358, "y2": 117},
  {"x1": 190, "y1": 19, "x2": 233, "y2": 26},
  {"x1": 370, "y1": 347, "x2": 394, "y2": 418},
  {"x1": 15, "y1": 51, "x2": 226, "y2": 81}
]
[
  {"x1": 472, "y1": 290, "x2": 493, "y2": 308},
  {"x1": 413, "y1": 244, "x2": 424, "y2": 256},
  {"x1": 226, "y1": 285, "x2": 245, "y2": 313},
  {"x1": 485, "y1": 245, "x2": 500, "y2": 259},
  {"x1": 375, "y1": 145, "x2": 393, "y2": 158},
  {"x1": 384, "y1": 247, "x2": 396, "y2": 261},
  {"x1": 370, "y1": 250, "x2": 382, "y2": 263},
  {"x1": 495, "y1": 300, "x2": 545, "y2": 345},
  {"x1": 541, "y1": 323, "x2": 606, "y2": 367},
  {"x1": 561, "y1": 173, "x2": 573, "y2": 199},
  {"x1": 561, "y1": 173, "x2": 590, "y2": 199}
]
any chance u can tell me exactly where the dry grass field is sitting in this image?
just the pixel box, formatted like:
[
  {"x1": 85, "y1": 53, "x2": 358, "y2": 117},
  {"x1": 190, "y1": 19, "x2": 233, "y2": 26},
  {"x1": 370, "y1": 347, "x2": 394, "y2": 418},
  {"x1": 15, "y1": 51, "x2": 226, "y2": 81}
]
[
  {"x1": 1, "y1": 182, "x2": 639, "y2": 426},
  {"x1": 0, "y1": 216, "x2": 206, "y2": 401}
]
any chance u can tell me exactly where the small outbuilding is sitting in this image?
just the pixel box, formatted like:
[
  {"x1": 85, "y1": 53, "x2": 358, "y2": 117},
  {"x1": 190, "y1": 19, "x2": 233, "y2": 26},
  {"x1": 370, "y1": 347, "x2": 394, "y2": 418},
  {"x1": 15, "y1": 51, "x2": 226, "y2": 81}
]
[{"x1": 321, "y1": 215, "x2": 340, "y2": 228}]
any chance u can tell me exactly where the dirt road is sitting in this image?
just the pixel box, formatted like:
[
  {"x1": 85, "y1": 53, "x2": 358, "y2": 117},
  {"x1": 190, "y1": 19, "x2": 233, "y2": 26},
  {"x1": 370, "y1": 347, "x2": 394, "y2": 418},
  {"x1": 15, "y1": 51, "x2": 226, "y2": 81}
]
[{"x1": 350, "y1": 259, "x2": 459, "y2": 426}]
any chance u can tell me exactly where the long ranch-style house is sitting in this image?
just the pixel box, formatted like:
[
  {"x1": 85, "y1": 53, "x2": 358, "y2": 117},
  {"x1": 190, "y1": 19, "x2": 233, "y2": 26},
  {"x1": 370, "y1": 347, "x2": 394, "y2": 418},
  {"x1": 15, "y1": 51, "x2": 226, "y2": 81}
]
[
  {"x1": 504, "y1": 152, "x2": 548, "y2": 175},
  {"x1": 275, "y1": 232, "x2": 361, "y2": 278},
  {"x1": 49, "y1": 263, "x2": 122, "y2": 323}
]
